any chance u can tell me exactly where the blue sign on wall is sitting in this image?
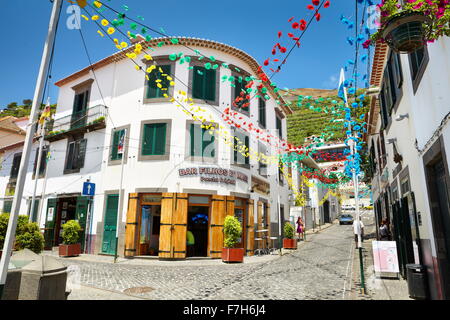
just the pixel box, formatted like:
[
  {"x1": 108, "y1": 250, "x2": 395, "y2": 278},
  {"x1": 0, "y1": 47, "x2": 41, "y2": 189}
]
[{"x1": 82, "y1": 182, "x2": 96, "y2": 196}]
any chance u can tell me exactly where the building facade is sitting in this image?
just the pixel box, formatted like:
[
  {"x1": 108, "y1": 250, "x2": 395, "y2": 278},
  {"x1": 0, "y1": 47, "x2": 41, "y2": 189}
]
[
  {"x1": 367, "y1": 37, "x2": 450, "y2": 299},
  {"x1": 0, "y1": 37, "x2": 294, "y2": 260}
]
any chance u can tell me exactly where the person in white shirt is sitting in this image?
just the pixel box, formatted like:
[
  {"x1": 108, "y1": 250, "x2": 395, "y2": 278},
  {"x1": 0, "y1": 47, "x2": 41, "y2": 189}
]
[{"x1": 353, "y1": 219, "x2": 364, "y2": 245}]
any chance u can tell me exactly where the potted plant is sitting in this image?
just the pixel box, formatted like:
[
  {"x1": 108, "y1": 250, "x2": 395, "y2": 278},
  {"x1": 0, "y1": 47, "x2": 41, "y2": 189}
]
[
  {"x1": 371, "y1": 0, "x2": 450, "y2": 53},
  {"x1": 59, "y1": 220, "x2": 82, "y2": 257},
  {"x1": 15, "y1": 220, "x2": 44, "y2": 254},
  {"x1": 222, "y1": 215, "x2": 244, "y2": 263},
  {"x1": 1, "y1": 214, "x2": 44, "y2": 258},
  {"x1": 283, "y1": 222, "x2": 297, "y2": 249}
]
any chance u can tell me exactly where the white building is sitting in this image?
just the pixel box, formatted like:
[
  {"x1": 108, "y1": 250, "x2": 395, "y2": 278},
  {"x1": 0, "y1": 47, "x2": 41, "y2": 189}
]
[
  {"x1": 1, "y1": 37, "x2": 295, "y2": 259},
  {"x1": 367, "y1": 37, "x2": 450, "y2": 299}
]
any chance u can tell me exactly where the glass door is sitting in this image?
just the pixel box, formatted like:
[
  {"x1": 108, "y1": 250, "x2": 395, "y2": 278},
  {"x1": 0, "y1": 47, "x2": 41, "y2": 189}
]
[{"x1": 140, "y1": 205, "x2": 152, "y2": 255}]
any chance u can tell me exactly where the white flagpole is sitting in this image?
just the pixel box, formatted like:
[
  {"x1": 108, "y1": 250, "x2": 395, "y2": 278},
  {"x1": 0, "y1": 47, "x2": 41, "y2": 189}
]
[
  {"x1": 0, "y1": 0, "x2": 63, "y2": 298},
  {"x1": 114, "y1": 129, "x2": 127, "y2": 263},
  {"x1": 339, "y1": 68, "x2": 365, "y2": 293},
  {"x1": 30, "y1": 98, "x2": 50, "y2": 223}
]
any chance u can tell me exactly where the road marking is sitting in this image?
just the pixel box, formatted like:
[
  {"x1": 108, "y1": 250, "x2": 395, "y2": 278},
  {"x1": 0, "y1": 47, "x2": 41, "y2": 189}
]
[{"x1": 342, "y1": 239, "x2": 355, "y2": 299}]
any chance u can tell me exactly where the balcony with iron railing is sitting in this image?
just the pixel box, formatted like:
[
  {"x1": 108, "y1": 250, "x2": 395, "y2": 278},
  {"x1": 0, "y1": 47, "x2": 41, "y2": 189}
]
[{"x1": 44, "y1": 104, "x2": 107, "y2": 141}]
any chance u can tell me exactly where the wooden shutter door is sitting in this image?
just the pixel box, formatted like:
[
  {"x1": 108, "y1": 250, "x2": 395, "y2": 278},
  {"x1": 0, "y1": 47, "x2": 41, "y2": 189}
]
[
  {"x1": 266, "y1": 203, "x2": 271, "y2": 240},
  {"x1": 75, "y1": 196, "x2": 89, "y2": 252},
  {"x1": 226, "y1": 196, "x2": 235, "y2": 216},
  {"x1": 210, "y1": 195, "x2": 226, "y2": 258},
  {"x1": 257, "y1": 201, "x2": 263, "y2": 249},
  {"x1": 159, "y1": 193, "x2": 174, "y2": 258},
  {"x1": 246, "y1": 199, "x2": 255, "y2": 256},
  {"x1": 172, "y1": 193, "x2": 188, "y2": 259},
  {"x1": 44, "y1": 198, "x2": 58, "y2": 250},
  {"x1": 124, "y1": 193, "x2": 139, "y2": 257}
]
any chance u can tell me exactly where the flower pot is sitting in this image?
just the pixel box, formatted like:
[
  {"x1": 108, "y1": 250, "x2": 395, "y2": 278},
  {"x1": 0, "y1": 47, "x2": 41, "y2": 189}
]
[
  {"x1": 283, "y1": 238, "x2": 297, "y2": 249},
  {"x1": 381, "y1": 12, "x2": 430, "y2": 54},
  {"x1": 222, "y1": 247, "x2": 244, "y2": 263},
  {"x1": 59, "y1": 243, "x2": 81, "y2": 257}
]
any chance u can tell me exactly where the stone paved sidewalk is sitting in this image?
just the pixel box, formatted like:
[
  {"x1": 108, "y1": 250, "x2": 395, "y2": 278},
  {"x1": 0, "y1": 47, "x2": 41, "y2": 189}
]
[{"x1": 346, "y1": 211, "x2": 411, "y2": 300}]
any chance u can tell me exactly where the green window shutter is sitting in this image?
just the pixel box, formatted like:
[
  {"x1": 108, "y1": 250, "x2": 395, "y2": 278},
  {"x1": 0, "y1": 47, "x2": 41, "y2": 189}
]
[
  {"x1": 142, "y1": 123, "x2": 167, "y2": 155},
  {"x1": 193, "y1": 66, "x2": 204, "y2": 99},
  {"x1": 159, "y1": 65, "x2": 171, "y2": 97},
  {"x1": 259, "y1": 98, "x2": 266, "y2": 127},
  {"x1": 142, "y1": 124, "x2": 154, "y2": 156},
  {"x1": 77, "y1": 139, "x2": 87, "y2": 169},
  {"x1": 3, "y1": 200, "x2": 12, "y2": 213},
  {"x1": 147, "y1": 65, "x2": 171, "y2": 99},
  {"x1": 147, "y1": 70, "x2": 158, "y2": 99},
  {"x1": 66, "y1": 142, "x2": 75, "y2": 170},
  {"x1": 205, "y1": 69, "x2": 216, "y2": 101},
  {"x1": 111, "y1": 130, "x2": 120, "y2": 161},
  {"x1": 153, "y1": 123, "x2": 166, "y2": 155},
  {"x1": 276, "y1": 117, "x2": 282, "y2": 138},
  {"x1": 190, "y1": 124, "x2": 202, "y2": 157},
  {"x1": 202, "y1": 127, "x2": 215, "y2": 158},
  {"x1": 245, "y1": 136, "x2": 249, "y2": 165}
]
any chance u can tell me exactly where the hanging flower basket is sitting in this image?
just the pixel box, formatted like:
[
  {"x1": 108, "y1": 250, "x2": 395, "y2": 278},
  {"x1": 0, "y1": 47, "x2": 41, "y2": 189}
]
[
  {"x1": 381, "y1": 11, "x2": 430, "y2": 54},
  {"x1": 370, "y1": 1, "x2": 450, "y2": 52}
]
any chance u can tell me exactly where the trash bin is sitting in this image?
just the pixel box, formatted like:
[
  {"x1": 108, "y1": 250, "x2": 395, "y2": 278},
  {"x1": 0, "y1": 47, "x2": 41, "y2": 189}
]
[
  {"x1": 406, "y1": 264, "x2": 428, "y2": 300},
  {"x1": 3, "y1": 249, "x2": 70, "y2": 300}
]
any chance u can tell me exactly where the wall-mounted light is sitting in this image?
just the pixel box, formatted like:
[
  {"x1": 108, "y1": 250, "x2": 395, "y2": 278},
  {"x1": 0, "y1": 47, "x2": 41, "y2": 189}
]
[
  {"x1": 366, "y1": 86, "x2": 381, "y2": 96},
  {"x1": 395, "y1": 113, "x2": 409, "y2": 121},
  {"x1": 387, "y1": 138, "x2": 397, "y2": 144}
]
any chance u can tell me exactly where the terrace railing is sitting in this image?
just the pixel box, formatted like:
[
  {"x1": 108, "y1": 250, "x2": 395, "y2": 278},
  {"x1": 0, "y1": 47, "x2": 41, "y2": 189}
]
[{"x1": 45, "y1": 104, "x2": 107, "y2": 138}]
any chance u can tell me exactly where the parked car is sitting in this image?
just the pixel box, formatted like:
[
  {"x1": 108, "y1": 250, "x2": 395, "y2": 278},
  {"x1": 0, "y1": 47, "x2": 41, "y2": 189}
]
[{"x1": 339, "y1": 214, "x2": 354, "y2": 225}]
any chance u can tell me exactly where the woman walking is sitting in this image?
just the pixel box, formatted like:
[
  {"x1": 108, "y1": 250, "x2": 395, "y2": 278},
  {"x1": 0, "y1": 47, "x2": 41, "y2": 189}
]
[{"x1": 297, "y1": 216, "x2": 304, "y2": 241}]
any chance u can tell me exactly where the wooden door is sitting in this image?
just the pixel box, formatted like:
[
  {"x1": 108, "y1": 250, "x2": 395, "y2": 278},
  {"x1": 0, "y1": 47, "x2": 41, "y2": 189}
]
[
  {"x1": 124, "y1": 193, "x2": 139, "y2": 257},
  {"x1": 44, "y1": 198, "x2": 57, "y2": 250},
  {"x1": 159, "y1": 193, "x2": 173, "y2": 258},
  {"x1": 102, "y1": 194, "x2": 119, "y2": 255},
  {"x1": 75, "y1": 196, "x2": 89, "y2": 252},
  {"x1": 172, "y1": 193, "x2": 188, "y2": 259},
  {"x1": 210, "y1": 195, "x2": 226, "y2": 258},
  {"x1": 246, "y1": 199, "x2": 255, "y2": 256},
  {"x1": 226, "y1": 196, "x2": 235, "y2": 216},
  {"x1": 158, "y1": 193, "x2": 188, "y2": 259},
  {"x1": 266, "y1": 203, "x2": 271, "y2": 240},
  {"x1": 256, "y1": 201, "x2": 263, "y2": 249}
]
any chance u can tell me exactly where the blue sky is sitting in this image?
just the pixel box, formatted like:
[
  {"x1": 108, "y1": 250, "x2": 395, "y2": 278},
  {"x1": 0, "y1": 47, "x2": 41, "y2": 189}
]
[{"x1": 0, "y1": 0, "x2": 373, "y2": 109}]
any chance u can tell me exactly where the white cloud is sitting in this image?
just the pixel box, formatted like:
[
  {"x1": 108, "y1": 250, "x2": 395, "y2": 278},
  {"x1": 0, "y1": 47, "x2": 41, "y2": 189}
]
[{"x1": 322, "y1": 74, "x2": 339, "y2": 89}]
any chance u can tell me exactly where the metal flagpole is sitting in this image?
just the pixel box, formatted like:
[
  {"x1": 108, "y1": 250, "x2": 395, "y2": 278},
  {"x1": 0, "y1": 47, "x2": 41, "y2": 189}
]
[
  {"x1": 30, "y1": 99, "x2": 50, "y2": 222},
  {"x1": 339, "y1": 68, "x2": 365, "y2": 294},
  {"x1": 0, "y1": 0, "x2": 63, "y2": 299},
  {"x1": 114, "y1": 129, "x2": 127, "y2": 263}
]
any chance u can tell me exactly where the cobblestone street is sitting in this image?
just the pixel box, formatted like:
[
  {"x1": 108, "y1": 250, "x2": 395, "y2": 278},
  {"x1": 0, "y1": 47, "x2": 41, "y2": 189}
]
[{"x1": 62, "y1": 223, "x2": 356, "y2": 300}]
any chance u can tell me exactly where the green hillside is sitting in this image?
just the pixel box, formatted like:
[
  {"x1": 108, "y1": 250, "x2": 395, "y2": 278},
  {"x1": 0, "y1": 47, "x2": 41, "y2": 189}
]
[
  {"x1": 284, "y1": 88, "x2": 369, "y2": 147},
  {"x1": 0, "y1": 100, "x2": 56, "y2": 118}
]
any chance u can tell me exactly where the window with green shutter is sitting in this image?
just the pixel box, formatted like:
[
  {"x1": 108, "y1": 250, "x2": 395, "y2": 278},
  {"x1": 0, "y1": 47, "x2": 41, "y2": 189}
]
[
  {"x1": 259, "y1": 98, "x2": 266, "y2": 128},
  {"x1": 146, "y1": 65, "x2": 172, "y2": 99},
  {"x1": 190, "y1": 124, "x2": 215, "y2": 158},
  {"x1": 276, "y1": 116, "x2": 282, "y2": 138},
  {"x1": 2, "y1": 200, "x2": 12, "y2": 213},
  {"x1": 111, "y1": 129, "x2": 126, "y2": 161},
  {"x1": 142, "y1": 123, "x2": 167, "y2": 156},
  {"x1": 234, "y1": 132, "x2": 249, "y2": 165},
  {"x1": 64, "y1": 138, "x2": 87, "y2": 173},
  {"x1": 233, "y1": 76, "x2": 249, "y2": 110},
  {"x1": 192, "y1": 66, "x2": 216, "y2": 101}
]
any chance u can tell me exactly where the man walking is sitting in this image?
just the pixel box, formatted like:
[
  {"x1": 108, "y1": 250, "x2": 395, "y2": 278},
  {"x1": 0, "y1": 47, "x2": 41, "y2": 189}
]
[{"x1": 353, "y1": 219, "x2": 364, "y2": 247}]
